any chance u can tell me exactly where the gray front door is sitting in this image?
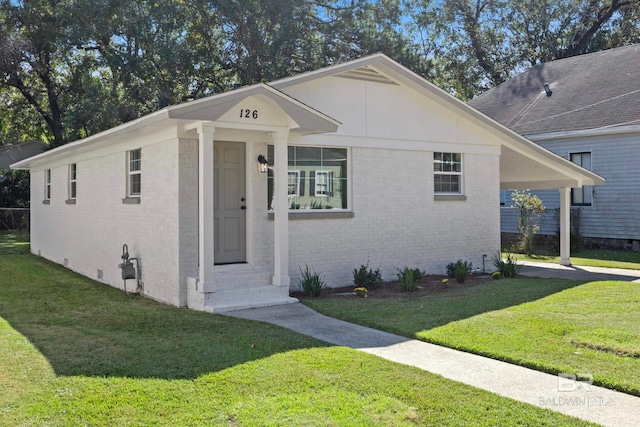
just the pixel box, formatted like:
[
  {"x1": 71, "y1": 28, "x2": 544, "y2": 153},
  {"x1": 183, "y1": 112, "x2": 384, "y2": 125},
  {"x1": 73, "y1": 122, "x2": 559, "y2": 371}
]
[{"x1": 214, "y1": 141, "x2": 246, "y2": 264}]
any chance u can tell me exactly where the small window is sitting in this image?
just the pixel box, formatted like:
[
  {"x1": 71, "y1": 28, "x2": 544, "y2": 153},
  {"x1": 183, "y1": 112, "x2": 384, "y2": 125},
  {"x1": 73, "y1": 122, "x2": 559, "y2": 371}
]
[
  {"x1": 315, "y1": 171, "x2": 334, "y2": 197},
  {"x1": 570, "y1": 152, "x2": 592, "y2": 206},
  {"x1": 68, "y1": 164, "x2": 77, "y2": 199},
  {"x1": 44, "y1": 169, "x2": 51, "y2": 200},
  {"x1": 127, "y1": 149, "x2": 141, "y2": 197},
  {"x1": 434, "y1": 152, "x2": 462, "y2": 194}
]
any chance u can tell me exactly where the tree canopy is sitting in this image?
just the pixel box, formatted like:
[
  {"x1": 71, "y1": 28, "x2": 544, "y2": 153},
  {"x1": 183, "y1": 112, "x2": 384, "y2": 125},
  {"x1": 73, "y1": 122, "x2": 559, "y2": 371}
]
[{"x1": 1, "y1": 0, "x2": 638, "y2": 147}]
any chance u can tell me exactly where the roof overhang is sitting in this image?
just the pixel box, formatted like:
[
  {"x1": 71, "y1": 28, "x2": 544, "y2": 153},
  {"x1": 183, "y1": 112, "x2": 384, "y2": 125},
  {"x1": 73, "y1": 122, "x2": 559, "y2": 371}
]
[
  {"x1": 274, "y1": 53, "x2": 603, "y2": 190},
  {"x1": 527, "y1": 123, "x2": 640, "y2": 142},
  {"x1": 12, "y1": 84, "x2": 339, "y2": 170}
]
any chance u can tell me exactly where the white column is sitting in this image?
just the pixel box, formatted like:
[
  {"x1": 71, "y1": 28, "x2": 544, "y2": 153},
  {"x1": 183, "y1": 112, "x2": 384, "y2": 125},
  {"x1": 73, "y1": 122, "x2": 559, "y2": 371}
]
[
  {"x1": 559, "y1": 187, "x2": 571, "y2": 266},
  {"x1": 198, "y1": 123, "x2": 216, "y2": 287},
  {"x1": 271, "y1": 130, "x2": 290, "y2": 287}
]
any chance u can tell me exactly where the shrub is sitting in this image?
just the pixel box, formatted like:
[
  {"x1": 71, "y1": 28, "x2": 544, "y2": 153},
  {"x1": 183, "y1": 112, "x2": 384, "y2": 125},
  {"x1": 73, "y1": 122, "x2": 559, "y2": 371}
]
[
  {"x1": 298, "y1": 265, "x2": 325, "y2": 297},
  {"x1": 492, "y1": 253, "x2": 523, "y2": 278},
  {"x1": 397, "y1": 267, "x2": 424, "y2": 292},
  {"x1": 446, "y1": 260, "x2": 473, "y2": 283},
  {"x1": 353, "y1": 262, "x2": 382, "y2": 290}
]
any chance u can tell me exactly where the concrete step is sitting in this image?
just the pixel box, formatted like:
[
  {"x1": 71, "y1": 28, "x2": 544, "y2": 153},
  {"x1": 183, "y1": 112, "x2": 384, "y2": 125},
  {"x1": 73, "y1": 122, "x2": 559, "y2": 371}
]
[
  {"x1": 213, "y1": 266, "x2": 273, "y2": 291},
  {"x1": 205, "y1": 284, "x2": 298, "y2": 313}
]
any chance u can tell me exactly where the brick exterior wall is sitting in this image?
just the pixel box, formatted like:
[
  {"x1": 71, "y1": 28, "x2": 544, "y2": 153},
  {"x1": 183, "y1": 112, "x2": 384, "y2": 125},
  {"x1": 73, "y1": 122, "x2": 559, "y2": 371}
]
[{"x1": 30, "y1": 130, "x2": 184, "y2": 306}]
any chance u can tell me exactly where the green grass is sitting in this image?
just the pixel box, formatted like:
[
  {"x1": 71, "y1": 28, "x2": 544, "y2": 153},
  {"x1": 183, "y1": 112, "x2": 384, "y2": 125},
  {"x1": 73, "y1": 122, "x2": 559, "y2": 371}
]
[
  {"x1": 0, "y1": 255, "x2": 593, "y2": 426},
  {"x1": 0, "y1": 230, "x2": 30, "y2": 254},
  {"x1": 504, "y1": 249, "x2": 640, "y2": 270},
  {"x1": 305, "y1": 278, "x2": 640, "y2": 396}
]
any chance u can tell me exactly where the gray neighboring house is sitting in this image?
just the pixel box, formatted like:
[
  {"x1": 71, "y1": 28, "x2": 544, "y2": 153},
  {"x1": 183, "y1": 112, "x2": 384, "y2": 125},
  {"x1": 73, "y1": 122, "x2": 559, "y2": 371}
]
[
  {"x1": 469, "y1": 44, "x2": 640, "y2": 250},
  {"x1": 0, "y1": 141, "x2": 47, "y2": 169}
]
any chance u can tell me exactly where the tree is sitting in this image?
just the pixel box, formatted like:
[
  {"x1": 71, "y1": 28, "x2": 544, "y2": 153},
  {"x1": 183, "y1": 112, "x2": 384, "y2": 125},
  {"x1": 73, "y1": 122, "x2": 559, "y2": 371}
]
[
  {"x1": 511, "y1": 190, "x2": 545, "y2": 255},
  {"x1": 0, "y1": 169, "x2": 30, "y2": 208},
  {"x1": 409, "y1": 0, "x2": 640, "y2": 99}
]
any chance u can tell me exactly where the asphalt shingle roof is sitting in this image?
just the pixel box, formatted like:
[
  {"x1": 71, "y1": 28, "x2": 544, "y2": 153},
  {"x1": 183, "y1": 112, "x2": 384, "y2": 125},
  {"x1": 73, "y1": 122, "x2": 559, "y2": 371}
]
[{"x1": 468, "y1": 44, "x2": 640, "y2": 136}]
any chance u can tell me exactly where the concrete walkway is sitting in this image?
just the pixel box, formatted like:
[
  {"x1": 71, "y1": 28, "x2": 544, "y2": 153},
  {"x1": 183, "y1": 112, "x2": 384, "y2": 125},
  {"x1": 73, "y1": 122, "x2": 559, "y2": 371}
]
[
  {"x1": 227, "y1": 264, "x2": 640, "y2": 427},
  {"x1": 519, "y1": 260, "x2": 640, "y2": 282}
]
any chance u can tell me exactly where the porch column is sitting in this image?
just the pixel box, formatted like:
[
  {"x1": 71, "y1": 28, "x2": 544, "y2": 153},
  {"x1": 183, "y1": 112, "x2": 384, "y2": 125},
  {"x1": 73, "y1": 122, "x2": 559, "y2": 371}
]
[
  {"x1": 198, "y1": 123, "x2": 216, "y2": 287},
  {"x1": 559, "y1": 187, "x2": 571, "y2": 266},
  {"x1": 271, "y1": 130, "x2": 290, "y2": 287}
]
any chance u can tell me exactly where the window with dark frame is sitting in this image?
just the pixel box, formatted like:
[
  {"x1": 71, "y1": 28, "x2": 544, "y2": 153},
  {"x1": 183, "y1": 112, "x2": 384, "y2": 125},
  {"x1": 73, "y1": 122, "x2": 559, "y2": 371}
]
[
  {"x1": 570, "y1": 152, "x2": 592, "y2": 206},
  {"x1": 267, "y1": 146, "x2": 348, "y2": 210}
]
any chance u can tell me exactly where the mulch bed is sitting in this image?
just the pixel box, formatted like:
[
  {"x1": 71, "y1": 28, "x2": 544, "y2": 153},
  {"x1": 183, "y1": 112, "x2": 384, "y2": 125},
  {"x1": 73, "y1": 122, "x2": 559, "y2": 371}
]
[{"x1": 293, "y1": 274, "x2": 496, "y2": 300}]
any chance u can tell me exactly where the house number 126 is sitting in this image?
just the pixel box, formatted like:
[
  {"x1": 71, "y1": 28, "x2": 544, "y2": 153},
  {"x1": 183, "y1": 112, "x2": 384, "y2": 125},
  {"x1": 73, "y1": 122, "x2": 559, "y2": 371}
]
[{"x1": 240, "y1": 109, "x2": 258, "y2": 119}]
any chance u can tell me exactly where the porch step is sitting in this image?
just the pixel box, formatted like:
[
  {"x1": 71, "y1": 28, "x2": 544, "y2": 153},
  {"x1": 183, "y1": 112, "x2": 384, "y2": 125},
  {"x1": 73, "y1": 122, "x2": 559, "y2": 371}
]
[
  {"x1": 205, "y1": 285, "x2": 298, "y2": 313},
  {"x1": 213, "y1": 265, "x2": 273, "y2": 291}
]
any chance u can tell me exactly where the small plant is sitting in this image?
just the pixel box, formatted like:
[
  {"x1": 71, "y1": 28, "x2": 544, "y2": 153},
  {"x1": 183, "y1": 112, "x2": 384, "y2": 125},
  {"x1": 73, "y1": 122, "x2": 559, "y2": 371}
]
[
  {"x1": 492, "y1": 252, "x2": 523, "y2": 278},
  {"x1": 492, "y1": 271, "x2": 503, "y2": 280},
  {"x1": 298, "y1": 265, "x2": 325, "y2": 297},
  {"x1": 353, "y1": 262, "x2": 382, "y2": 290},
  {"x1": 354, "y1": 287, "x2": 368, "y2": 298},
  {"x1": 397, "y1": 267, "x2": 424, "y2": 292},
  {"x1": 446, "y1": 260, "x2": 473, "y2": 283},
  {"x1": 441, "y1": 278, "x2": 449, "y2": 287}
]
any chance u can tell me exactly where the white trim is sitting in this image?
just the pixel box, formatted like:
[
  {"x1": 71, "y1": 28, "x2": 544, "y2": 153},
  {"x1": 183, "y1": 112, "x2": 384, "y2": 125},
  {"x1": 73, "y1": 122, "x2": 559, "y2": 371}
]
[
  {"x1": 44, "y1": 169, "x2": 51, "y2": 201},
  {"x1": 287, "y1": 170, "x2": 301, "y2": 197},
  {"x1": 314, "y1": 170, "x2": 333, "y2": 197},
  {"x1": 527, "y1": 124, "x2": 640, "y2": 141},
  {"x1": 68, "y1": 163, "x2": 77, "y2": 200},
  {"x1": 433, "y1": 152, "x2": 463, "y2": 195},
  {"x1": 127, "y1": 149, "x2": 141, "y2": 197}
]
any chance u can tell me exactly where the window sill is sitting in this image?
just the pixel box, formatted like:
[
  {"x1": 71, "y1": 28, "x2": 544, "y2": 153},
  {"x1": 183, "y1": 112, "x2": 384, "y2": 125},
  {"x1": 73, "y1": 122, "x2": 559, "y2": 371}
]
[
  {"x1": 42, "y1": 200, "x2": 50, "y2": 205},
  {"x1": 268, "y1": 211, "x2": 354, "y2": 220},
  {"x1": 122, "y1": 197, "x2": 141, "y2": 204},
  {"x1": 434, "y1": 194, "x2": 467, "y2": 202},
  {"x1": 65, "y1": 199, "x2": 76, "y2": 205}
]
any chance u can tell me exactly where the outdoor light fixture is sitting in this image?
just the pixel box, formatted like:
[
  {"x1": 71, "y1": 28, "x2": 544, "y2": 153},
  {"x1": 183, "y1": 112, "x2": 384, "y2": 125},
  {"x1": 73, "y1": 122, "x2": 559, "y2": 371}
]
[{"x1": 257, "y1": 154, "x2": 269, "y2": 173}]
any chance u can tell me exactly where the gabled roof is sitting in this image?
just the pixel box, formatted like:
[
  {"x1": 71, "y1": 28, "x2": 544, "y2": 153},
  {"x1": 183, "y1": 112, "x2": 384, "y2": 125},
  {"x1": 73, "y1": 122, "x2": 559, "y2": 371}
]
[
  {"x1": 469, "y1": 44, "x2": 640, "y2": 136},
  {"x1": 272, "y1": 53, "x2": 603, "y2": 189},
  {"x1": 10, "y1": 53, "x2": 604, "y2": 189},
  {"x1": 11, "y1": 84, "x2": 339, "y2": 170}
]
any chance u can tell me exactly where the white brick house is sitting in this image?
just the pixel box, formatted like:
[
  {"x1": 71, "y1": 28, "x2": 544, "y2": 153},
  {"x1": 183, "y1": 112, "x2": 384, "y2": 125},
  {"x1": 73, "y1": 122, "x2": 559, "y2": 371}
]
[{"x1": 12, "y1": 55, "x2": 603, "y2": 312}]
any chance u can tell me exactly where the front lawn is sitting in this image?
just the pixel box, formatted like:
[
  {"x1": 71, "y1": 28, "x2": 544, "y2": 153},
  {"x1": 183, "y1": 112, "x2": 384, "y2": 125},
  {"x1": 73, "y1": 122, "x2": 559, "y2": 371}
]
[
  {"x1": 305, "y1": 278, "x2": 640, "y2": 396},
  {"x1": 0, "y1": 255, "x2": 592, "y2": 426},
  {"x1": 505, "y1": 249, "x2": 640, "y2": 270}
]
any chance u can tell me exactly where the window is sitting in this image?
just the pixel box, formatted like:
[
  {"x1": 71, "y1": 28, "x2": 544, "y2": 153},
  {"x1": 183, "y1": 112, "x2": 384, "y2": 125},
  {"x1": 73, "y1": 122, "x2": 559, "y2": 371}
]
[
  {"x1": 570, "y1": 152, "x2": 592, "y2": 206},
  {"x1": 500, "y1": 189, "x2": 508, "y2": 206},
  {"x1": 44, "y1": 169, "x2": 51, "y2": 200},
  {"x1": 68, "y1": 164, "x2": 77, "y2": 199},
  {"x1": 315, "y1": 171, "x2": 334, "y2": 197},
  {"x1": 434, "y1": 152, "x2": 462, "y2": 194},
  {"x1": 127, "y1": 149, "x2": 141, "y2": 197},
  {"x1": 267, "y1": 146, "x2": 348, "y2": 210},
  {"x1": 287, "y1": 171, "x2": 301, "y2": 196}
]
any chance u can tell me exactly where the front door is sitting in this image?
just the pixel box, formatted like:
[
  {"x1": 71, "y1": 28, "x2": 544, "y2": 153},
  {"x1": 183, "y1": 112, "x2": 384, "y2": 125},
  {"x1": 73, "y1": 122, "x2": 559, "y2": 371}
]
[{"x1": 214, "y1": 141, "x2": 246, "y2": 264}]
